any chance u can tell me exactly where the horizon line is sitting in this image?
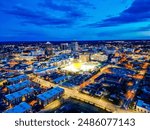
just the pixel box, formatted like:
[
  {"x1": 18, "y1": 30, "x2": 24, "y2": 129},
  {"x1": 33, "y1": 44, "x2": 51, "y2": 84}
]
[{"x1": 0, "y1": 39, "x2": 150, "y2": 43}]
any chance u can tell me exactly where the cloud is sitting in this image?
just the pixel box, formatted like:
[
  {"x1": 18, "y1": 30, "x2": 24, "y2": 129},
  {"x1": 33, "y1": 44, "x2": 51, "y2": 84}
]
[
  {"x1": 40, "y1": 0, "x2": 94, "y2": 11},
  {"x1": 0, "y1": 4, "x2": 75, "y2": 27},
  {"x1": 1, "y1": 5, "x2": 42, "y2": 19},
  {"x1": 39, "y1": 0, "x2": 74, "y2": 12},
  {"x1": 97, "y1": 28, "x2": 133, "y2": 37},
  {"x1": 0, "y1": 0, "x2": 94, "y2": 27},
  {"x1": 138, "y1": 24, "x2": 150, "y2": 31},
  {"x1": 39, "y1": 0, "x2": 93, "y2": 18},
  {"x1": 97, "y1": 24, "x2": 150, "y2": 39},
  {"x1": 87, "y1": 0, "x2": 150, "y2": 27}
]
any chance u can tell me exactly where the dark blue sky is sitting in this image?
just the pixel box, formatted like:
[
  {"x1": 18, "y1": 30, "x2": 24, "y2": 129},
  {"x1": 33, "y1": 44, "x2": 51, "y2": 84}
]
[{"x1": 0, "y1": 0, "x2": 150, "y2": 41}]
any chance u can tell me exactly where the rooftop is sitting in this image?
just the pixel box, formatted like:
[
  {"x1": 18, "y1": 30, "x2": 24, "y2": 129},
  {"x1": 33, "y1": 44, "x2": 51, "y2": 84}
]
[
  {"x1": 5, "y1": 102, "x2": 31, "y2": 113},
  {"x1": 5, "y1": 87, "x2": 34, "y2": 101},
  {"x1": 137, "y1": 100, "x2": 150, "y2": 111},
  {"x1": 7, "y1": 74, "x2": 28, "y2": 83},
  {"x1": 7, "y1": 80, "x2": 31, "y2": 92},
  {"x1": 53, "y1": 75, "x2": 69, "y2": 84},
  {"x1": 37, "y1": 87, "x2": 64, "y2": 101},
  {"x1": 49, "y1": 54, "x2": 71, "y2": 63},
  {"x1": 34, "y1": 66, "x2": 57, "y2": 73}
]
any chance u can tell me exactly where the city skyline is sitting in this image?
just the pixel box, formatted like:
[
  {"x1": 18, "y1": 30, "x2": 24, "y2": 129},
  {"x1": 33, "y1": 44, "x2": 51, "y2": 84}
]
[
  {"x1": 0, "y1": 41, "x2": 150, "y2": 113},
  {"x1": 0, "y1": 0, "x2": 150, "y2": 41}
]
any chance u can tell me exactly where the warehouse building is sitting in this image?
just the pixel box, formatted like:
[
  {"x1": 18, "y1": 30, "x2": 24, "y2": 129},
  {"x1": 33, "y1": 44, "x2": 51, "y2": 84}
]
[
  {"x1": 4, "y1": 102, "x2": 32, "y2": 113},
  {"x1": 6, "y1": 80, "x2": 32, "y2": 93},
  {"x1": 53, "y1": 75, "x2": 70, "y2": 84},
  {"x1": 7, "y1": 75, "x2": 28, "y2": 84},
  {"x1": 37, "y1": 87, "x2": 64, "y2": 107},
  {"x1": 5, "y1": 87, "x2": 35, "y2": 105}
]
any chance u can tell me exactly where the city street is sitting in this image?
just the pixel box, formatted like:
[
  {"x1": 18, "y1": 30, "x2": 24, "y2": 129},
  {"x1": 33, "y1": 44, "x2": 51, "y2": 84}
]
[{"x1": 31, "y1": 76, "x2": 137, "y2": 113}]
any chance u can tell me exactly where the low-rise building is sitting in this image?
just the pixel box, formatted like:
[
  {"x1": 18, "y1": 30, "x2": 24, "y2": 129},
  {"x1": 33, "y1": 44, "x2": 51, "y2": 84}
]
[
  {"x1": 4, "y1": 102, "x2": 32, "y2": 113},
  {"x1": 37, "y1": 87, "x2": 64, "y2": 107},
  {"x1": 34, "y1": 66, "x2": 57, "y2": 75},
  {"x1": 90, "y1": 52, "x2": 108, "y2": 62},
  {"x1": 7, "y1": 74, "x2": 28, "y2": 84},
  {"x1": 5, "y1": 87, "x2": 35, "y2": 105},
  {"x1": 6, "y1": 80, "x2": 32, "y2": 93},
  {"x1": 136, "y1": 100, "x2": 150, "y2": 113}
]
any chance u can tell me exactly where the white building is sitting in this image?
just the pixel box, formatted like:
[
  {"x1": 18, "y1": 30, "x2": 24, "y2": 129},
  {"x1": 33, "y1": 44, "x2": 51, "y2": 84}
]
[
  {"x1": 30, "y1": 49, "x2": 45, "y2": 56},
  {"x1": 90, "y1": 53, "x2": 108, "y2": 62},
  {"x1": 61, "y1": 43, "x2": 69, "y2": 50},
  {"x1": 71, "y1": 42, "x2": 79, "y2": 52}
]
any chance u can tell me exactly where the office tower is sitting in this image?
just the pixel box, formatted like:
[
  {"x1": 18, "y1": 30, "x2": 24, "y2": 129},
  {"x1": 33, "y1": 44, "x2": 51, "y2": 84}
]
[
  {"x1": 71, "y1": 42, "x2": 79, "y2": 52},
  {"x1": 45, "y1": 42, "x2": 53, "y2": 56},
  {"x1": 61, "y1": 43, "x2": 69, "y2": 50}
]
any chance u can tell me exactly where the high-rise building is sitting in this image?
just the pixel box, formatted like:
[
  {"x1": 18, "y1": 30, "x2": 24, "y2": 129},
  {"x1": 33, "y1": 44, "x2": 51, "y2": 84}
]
[
  {"x1": 61, "y1": 43, "x2": 69, "y2": 50},
  {"x1": 71, "y1": 42, "x2": 79, "y2": 52},
  {"x1": 45, "y1": 42, "x2": 53, "y2": 56}
]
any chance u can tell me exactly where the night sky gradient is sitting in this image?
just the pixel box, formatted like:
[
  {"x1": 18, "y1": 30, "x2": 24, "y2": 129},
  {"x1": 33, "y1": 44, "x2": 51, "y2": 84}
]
[{"x1": 0, "y1": 0, "x2": 150, "y2": 41}]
